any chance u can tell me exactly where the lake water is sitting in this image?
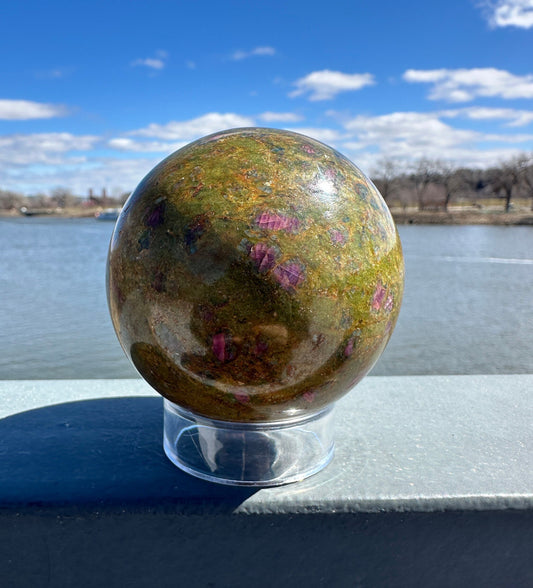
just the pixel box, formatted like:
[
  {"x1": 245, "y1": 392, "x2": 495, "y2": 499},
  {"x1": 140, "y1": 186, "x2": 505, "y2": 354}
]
[{"x1": 1, "y1": 217, "x2": 532, "y2": 379}]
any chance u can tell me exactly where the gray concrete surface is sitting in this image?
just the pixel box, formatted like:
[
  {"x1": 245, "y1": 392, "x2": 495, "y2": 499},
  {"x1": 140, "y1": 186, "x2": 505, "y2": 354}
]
[{"x1": 1, "y1": 375, "x2": 532, "y2": 587}]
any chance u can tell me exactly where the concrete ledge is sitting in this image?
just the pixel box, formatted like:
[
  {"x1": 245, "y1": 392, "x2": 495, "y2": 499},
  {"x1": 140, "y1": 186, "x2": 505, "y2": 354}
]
[{"x1": 1, "y1": 375, "x2": 532, "y2": 587}]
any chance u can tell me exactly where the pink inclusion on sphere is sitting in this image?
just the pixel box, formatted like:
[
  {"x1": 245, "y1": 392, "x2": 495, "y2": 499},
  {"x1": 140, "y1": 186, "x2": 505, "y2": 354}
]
[
  {"x1": 212, "y1": 333, "x2": 233, "y2": 362},
  {"x1": 272, "y1": 262, "x2": 305, "y2": 291},
  {"x1": 344, "y1": 338, "x2": 355, "y2": 357},
  {"x1": 249, "y1": 242, "x2": 277, "y2": 272},
  {"x1": 145, "y1": 200, "x2": 166, "y2": 228},
  {"x1": 234, "y1": 392, "x2": 250, "y2": 404},
  {"x1": 330, "y1": 229, "x2": 346, "y2": 246},
  {"x1": 253, "y1": 338, "x2": 269, "y2": 356},
  {"x1": 255, "y1": 211, "x2": 300, "y2": 232},
  {"x1": 384, "y1": 293, "x2": 394, "y2": 312},
  {"x1": 303, "y1": 391, "x2": 315, "y2": 403},
  {"x1": 371, "y1": 282, "x2": 387, "y2": 311}
]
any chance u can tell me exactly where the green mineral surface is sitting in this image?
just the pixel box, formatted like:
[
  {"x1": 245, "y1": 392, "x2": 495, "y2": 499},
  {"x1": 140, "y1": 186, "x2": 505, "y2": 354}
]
[{"x1": 108, "y1": 128, "x2": 404, "y2": 422}]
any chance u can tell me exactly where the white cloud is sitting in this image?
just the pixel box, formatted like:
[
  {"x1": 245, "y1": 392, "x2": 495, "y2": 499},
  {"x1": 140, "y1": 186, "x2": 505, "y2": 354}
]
[
  {"x1": 286, "y1": 127, "x2": 344, "y2": 144},
  {"x1": 34, "y1": 68, "x2": 73, "y2": 80},
  {"x1": 133, "y1": 58, "x2": 165, "y2": 70},
  {"x1": 483, "y1": 132, "x2": 533, "y2": 142},
  {"x1": 0, "y1": 99, "x2": 68, "y2": 120},
  {"x1": 0, "y1": 133, "x2": 99, "y2": 165},
  {"x1": 336, "y1": 110, "x2": 533, "y2": 168},
  {"x1": 441, "y1": 106, "x2": 533, "y2": 127},
  {"x1": 346, "y1": 143, "x2": 528, "y2": 173},
  {"x1": 131, "y1": 50, "x2": 168, "y2": 70},
  {"x1": 290, "y1": 70, "x2": 375, "y2": 101},
  {"x1": 108, "y1": 137, "x2": 187, "y2": 153},
  {"x1": 343, "y1": 112, "x2": 480, "y2": 164},
  {"x1": 1, "y1": 156, "x2": 161, "y2": 197},
  {"x1": 479, "y1": 0, "x2": 533, "y2": 29},
  {"x1": 231, "y1": 46, "x2": 276, "y2": 60},
  {"x1": 258, "y1": 111, "x2": 303, "y2": 123},
  {"x1": 343, "y1": 111, "x2": 478, "y2": 155},
  {"x1": 404, "y1": 67, "x2": 533, "y2": 102},
  {"x1": 130, "y1": 112, "x2": 256, "y2": 140}
]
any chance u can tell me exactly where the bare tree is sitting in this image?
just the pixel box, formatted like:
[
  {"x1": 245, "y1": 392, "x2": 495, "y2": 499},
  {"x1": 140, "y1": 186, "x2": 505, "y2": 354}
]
[
  {"x1": 50, "y1": 187, "x2": 79, "y2": 208},
  {"x1": 31, "y1": 193, "x2": 53, "y2": 208},
  {"x1": 371, "y1": 158, "x2": 403, "y2": 204},
  {"x1": 0, "y1": 189, "x2": 26, "y2": 210},
  {"x1": 513, "y1": 154, "x2": 533, "y2": 210},
  {"x1": 452, "y1": 167, "x2": 485, "y2": 207},
  {"x1": 410, "y1": 158, "x2": 437, "y2": 211},
  {"x1": 432, "y1": 161, "x2": 467, "y2": 211},
  {"x1": 486, "y1": 155, "x2": 533, "y2": 212}
]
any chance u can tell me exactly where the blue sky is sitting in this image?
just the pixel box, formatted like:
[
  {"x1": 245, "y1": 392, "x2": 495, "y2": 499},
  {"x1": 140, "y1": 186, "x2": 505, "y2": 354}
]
[{"x1": 1, "y1": 0, "x2": 533, "y2": 196}]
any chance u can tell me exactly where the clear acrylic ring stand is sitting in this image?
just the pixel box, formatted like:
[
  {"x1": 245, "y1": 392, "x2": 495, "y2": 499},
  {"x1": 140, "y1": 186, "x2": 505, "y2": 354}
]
[{"x1": 163, "y1": 400, "x2": 335, "y2": 486}]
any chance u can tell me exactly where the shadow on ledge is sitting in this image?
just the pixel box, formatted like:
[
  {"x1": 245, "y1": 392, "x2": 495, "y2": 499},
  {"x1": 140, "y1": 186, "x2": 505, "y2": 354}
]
[{"x1": 0, "y1": 397, "x2": 258, "y2": 511}]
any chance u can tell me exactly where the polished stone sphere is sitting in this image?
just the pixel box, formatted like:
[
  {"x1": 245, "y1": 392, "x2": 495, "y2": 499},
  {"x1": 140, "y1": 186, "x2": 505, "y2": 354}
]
[{"x1": 107, "y1": 128, "x2": 404, "y2": 422}]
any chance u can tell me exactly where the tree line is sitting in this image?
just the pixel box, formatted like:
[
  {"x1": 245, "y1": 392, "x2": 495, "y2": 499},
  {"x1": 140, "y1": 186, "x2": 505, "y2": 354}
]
[
  {"x1": 0, "y1": 187, "x2": 129, "y2": 212},
  {"x1": 371, "y1": 154, "x2": 533, "y2": 212}
]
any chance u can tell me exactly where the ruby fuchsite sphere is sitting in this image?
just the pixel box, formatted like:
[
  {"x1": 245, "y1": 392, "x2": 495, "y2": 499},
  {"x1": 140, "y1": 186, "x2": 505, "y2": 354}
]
[{"x1": 107, "y1": 128, "x2": 404, "y2": 422}]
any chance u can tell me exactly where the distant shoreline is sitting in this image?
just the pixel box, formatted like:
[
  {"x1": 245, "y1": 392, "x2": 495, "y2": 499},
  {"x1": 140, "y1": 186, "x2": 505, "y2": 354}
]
[
  {"x1": 391, "y1": 209, "x2": 533, "y2": 226},
  {"x1": 1, "y1": 206, "x2": 533, "y2": 226},
  {"x1": 0, "y1": 207, "x2": 100, "y2": 220}
]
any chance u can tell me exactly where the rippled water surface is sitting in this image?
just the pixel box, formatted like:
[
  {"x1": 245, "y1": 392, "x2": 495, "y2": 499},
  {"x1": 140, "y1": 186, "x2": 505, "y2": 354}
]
[{"x1": 1, "y1": 218, "x2": 532, "y2": 379}]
